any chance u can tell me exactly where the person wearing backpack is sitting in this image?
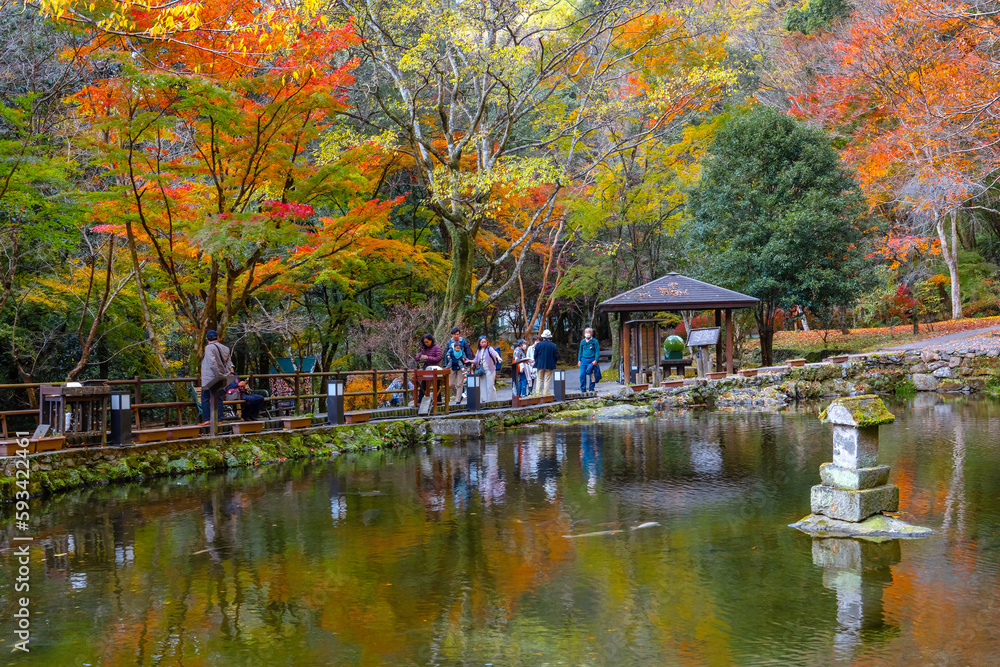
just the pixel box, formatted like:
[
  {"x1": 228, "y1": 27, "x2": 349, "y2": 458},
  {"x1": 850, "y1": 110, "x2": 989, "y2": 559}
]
[
  {"x1": 578, "y1": 327, "x2": 602, "y2": 392},
  {"x1": 199, "y1": 329, "x2": 234, "y2": 425},
  {"x1": 450, "y1": 327, "x2": 474, "y2": 358}
]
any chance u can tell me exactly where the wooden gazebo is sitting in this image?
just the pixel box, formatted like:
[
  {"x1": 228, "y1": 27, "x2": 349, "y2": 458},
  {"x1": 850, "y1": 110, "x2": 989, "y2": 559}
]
[{"x1": 599, "y1": 273, "x2": 758, "y2": 384}]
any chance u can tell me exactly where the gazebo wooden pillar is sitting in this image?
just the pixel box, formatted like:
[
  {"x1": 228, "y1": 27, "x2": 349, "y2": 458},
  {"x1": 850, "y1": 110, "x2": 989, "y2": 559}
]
[
  {"x1": 715, "y1": 310, "x2": 722, "y2": 372},
  {"x1": 725, "y1": 309, "x2": 733, "y2": 375}
]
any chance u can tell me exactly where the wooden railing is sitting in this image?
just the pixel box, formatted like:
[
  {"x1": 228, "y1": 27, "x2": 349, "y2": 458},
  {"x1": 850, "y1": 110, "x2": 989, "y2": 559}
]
[
  {"x1": 0, "y1": 369, "x2": 433, "y2": 437},
  {"x1": 0, "y1": 361, "x2": 536, "y2": 439}
]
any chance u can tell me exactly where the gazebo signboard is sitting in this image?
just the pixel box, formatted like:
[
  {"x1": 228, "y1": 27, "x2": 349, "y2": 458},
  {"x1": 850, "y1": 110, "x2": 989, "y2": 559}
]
[{"x1": 687, "y1": 327, "x2": 720, "y2": 378}]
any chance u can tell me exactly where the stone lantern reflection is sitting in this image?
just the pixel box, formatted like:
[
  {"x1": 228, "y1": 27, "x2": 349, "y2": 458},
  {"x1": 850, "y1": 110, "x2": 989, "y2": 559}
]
[{"x1": 813, "y1": 537, "x2": 901, "y2": 655}]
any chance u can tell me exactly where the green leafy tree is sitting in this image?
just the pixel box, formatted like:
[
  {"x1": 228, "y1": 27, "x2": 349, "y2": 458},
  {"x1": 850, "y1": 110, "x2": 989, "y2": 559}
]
[
  {"x1": 689, "y1": 106, "x2": 876, "y2": 366},
  {"x1": 783, "y1": 0, "x2": 852, "y2": 35}
]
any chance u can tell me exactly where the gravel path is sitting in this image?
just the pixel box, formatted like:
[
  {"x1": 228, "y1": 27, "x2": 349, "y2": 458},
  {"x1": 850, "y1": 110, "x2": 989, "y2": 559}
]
[{"x1": 880, "y1": 325, "x2": 1000, "y2": 352}]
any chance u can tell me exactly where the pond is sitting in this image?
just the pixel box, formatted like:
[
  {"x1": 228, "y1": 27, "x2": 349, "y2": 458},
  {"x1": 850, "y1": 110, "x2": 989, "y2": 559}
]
[{"x1": 2, "y1": 395, "x2": 999, "y2": 665}]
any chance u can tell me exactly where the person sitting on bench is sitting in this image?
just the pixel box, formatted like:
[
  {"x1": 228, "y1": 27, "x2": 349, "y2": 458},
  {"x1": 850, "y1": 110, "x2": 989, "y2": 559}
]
[{"x1": 226, "y1": 378, "x2": 266, "y2": 421}]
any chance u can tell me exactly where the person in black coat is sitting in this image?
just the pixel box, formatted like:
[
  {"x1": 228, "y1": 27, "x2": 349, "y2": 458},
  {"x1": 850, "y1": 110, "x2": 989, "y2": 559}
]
[{"x1": 533, "y1": 329, "x2": 559, "y2": 395}]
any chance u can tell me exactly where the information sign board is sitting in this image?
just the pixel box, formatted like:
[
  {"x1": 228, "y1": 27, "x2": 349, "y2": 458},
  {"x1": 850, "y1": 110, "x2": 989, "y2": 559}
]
[{"x1": 686, "y1": 327, "x2": 720, "y2": 347}]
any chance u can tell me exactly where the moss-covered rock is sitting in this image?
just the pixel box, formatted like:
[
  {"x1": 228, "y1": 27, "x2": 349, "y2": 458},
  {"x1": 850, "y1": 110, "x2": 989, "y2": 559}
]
[{"x1": 819, "y1": 395, "x2": 896, "y2": 427}]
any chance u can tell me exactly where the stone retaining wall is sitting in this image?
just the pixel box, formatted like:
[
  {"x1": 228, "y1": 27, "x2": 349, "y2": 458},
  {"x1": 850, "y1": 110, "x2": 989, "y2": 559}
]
[
  {"x1": 0, "y1": 419, "x2": 434, "y2": 502},
  {"x1": 865, "y1": 348, "x2": 999, "y2": 392},
  {"x1": 653, "y1": 350, "x2": 999, "y2": 410},
  {"x1": 0, "y1": 398, "x2": 606, "y2": 502}
]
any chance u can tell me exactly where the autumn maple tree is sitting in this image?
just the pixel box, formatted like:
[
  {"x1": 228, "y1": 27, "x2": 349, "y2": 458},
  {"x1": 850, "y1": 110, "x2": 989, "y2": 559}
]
[
  {"x1": 61, "y1": 0, "x2": 433, "y2": 371},
  {"x1": 794, "y1": 0, "x2": 1000, "y2": 319},
  {"x1": 338, "y1": 0, "x2": 730, "y2": 335}
]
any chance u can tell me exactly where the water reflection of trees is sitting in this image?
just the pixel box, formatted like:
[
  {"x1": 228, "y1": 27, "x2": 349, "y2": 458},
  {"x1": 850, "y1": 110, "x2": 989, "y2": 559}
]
[{"x1": 1, "y1": 399, "x2": 998, "y2": 663}]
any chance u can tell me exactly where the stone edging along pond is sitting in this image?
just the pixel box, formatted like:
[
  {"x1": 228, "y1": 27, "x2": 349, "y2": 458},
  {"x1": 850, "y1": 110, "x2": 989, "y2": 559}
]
[{"x1": 0, "y1": 400, "x2": 608, "y2": 503}]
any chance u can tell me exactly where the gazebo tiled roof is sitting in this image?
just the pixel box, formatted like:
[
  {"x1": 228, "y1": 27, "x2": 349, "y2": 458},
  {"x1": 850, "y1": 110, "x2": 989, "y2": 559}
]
[{"x1": 598, "y1": 273, "x2": 758, "y2": 312}]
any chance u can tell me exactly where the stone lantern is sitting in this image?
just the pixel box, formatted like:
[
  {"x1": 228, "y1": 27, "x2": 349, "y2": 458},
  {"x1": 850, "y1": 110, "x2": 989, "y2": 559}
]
[{"x1": 791, "y1": 395, "x2": 933, "y2": 538}]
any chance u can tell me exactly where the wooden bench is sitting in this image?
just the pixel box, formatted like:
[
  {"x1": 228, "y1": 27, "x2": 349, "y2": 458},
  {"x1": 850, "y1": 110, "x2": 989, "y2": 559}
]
[
  {"x1": 133, "y1": 425, "x2": 202, "y2": 443},
  {"x1": 34, "y1": 436, "x2": 66, "y2": 452},
  {"x1": 230, "y1": 421, "x2": 264, "y2": 435},
  {"x1": 0, "y1": 439, "x2": 32, "y2": 456},
  {"x1": 661, "y1": 360, "x2": 693, "y2": 377},
  {"x1": 133, "y1": 401, "x2": 195, "y2": 428},
  {"x1": 345, "y1": 412, "x2": 371, "y2": 424},
  {"x1": 514, "y1": 395, "x2": 544, "y2": 407},
  {"x1": 281, "y1": 416, "x2": 312, "y2": 430},
  {"x1": 1, "y1": 409, "x2": 39, "y2": 439},
  {"x1": 134, "y1": 428, "x2": 170, "y2": 444}
]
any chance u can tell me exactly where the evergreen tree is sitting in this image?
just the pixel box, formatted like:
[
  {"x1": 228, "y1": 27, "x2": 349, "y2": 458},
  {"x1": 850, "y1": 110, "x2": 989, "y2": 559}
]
[{"x1": 689, "y1": 107, "x2": 876, "y2": 366}]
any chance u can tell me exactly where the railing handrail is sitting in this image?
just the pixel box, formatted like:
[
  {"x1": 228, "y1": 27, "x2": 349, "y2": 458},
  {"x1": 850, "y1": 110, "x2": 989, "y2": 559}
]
[
  {"x1": 0, "y1": 364, "x2": 543, "y2": 440},
  {"x1": 0, "y1": 368, "x2": 428, "y2": 435}
]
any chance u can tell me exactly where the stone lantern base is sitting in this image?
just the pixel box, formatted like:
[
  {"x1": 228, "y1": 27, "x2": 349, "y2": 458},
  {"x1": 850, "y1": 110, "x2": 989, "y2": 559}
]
[
  {"x1": 810, "y1": 483, "x2": 900, "y2": 523},
  {"x1": 791, "y1": 513, "x2": 934, "y2": 539}
]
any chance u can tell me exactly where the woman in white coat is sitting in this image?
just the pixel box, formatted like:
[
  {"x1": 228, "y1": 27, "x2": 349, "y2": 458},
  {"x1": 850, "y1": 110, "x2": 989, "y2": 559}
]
[{"x1": 473, "y1": 336, "x2": 502, "y2": 403}]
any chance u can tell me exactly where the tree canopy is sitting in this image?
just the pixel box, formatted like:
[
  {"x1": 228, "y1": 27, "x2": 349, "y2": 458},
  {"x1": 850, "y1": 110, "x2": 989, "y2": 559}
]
[{"x1": 0, "y1": 0, "x2": 998, "y2": 387}]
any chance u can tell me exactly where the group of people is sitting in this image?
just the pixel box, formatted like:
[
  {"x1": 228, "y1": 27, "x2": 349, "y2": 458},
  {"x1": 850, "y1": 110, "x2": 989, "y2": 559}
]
[
  {"x1": 413, "y1": 326, "x2": 603, "y2": 405},
  {"x1": 413, "y1": 328, "x2": 509, "y2": 404},
  {"x1": 199, "y1": 323, "x2": 605, "y2": 423}
]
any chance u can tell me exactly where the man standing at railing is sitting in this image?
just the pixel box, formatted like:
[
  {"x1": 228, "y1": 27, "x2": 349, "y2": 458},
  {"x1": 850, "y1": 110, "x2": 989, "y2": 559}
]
[
  {"x1": 200, "y1": 329, "x2": 233, "y2": 425},
  {"x1": 533, "y1": 329, "x2": 558, "y2": 396}
]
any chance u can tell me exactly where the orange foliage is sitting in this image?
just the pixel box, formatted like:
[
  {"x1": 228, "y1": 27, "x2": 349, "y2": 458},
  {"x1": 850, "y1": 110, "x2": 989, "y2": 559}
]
[
  {"x1": 64, "y1": 2, "x2": 432, "y2": 344},
  {"x1": 774, "y1": 316, "x2": 1000, "y2": 347},
  {"x1": 795, "y1": 0, "x2": 1000, "y2": 210}
]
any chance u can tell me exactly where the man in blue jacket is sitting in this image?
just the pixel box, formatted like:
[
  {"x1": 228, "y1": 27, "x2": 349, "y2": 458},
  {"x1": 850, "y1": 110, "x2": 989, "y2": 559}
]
[
  {"x1": 533, "y1": 329, "x2": 559, "y2": 395},
  {"x1": 578, "y1": 327, "x2": 601, "y2": 392}
]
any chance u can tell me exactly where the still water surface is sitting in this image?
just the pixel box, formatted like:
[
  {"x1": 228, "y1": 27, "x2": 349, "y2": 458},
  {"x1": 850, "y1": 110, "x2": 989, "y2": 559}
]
[{"x1": 2, "y1": 395, "x2": 1000, "y2": 665}]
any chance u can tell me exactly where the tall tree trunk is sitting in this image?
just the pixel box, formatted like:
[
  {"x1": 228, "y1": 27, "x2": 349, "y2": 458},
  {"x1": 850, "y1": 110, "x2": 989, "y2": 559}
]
[
  {"x1": 756, "y1": 300, "x2": 776, "y2": 367},
  {"x1": 936, "y1": 210, "x2": 963, "y2": 319},
  {"x1": 438, "y1": 224, "x2": 474, "y2": 339}
]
